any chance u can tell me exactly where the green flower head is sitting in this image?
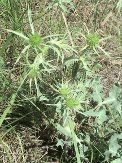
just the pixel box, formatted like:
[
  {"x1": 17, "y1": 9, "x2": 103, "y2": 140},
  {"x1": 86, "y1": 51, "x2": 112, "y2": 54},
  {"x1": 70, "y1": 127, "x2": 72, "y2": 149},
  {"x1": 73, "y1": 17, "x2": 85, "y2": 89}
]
[
  {"x1": 28, "y1": 65, "x2": 39, "y2": 79},
  {"x1": 29, "y1": 33, "x2": 42, "y2": 46},
  {"x1": 66, "y1": 97, "x2": 80, "y2": 108},
  {"x1": 60, "y1": 87, "x2": 70, "y2": 97},
  {"x1": 86, "y1": 33, "x2": 100, "y2": 47}
]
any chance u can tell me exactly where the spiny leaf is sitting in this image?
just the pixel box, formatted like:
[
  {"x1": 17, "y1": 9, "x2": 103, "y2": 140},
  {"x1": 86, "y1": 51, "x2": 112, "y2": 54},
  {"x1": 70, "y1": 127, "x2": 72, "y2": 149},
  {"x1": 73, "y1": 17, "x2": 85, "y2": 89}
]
[
  {"x1": 4, "y1": 29, "x2": 29, "y2": 40},
  {"x1": 111, "y1": 158, "x2": 122, "y2": 163},
  {"x1": 109, "y1": 133, "x2": 122, "y2": 157},
  {"x1": 95, "y1": 108, "x2": 108, "y2": 125}
]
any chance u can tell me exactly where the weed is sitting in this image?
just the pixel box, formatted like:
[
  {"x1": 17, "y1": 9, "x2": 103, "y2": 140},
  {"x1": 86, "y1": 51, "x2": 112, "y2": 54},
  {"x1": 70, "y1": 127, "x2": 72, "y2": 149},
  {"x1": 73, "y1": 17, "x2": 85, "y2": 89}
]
[{"x1": 0, "y1": 0, "x2": 122, "y2": 162}]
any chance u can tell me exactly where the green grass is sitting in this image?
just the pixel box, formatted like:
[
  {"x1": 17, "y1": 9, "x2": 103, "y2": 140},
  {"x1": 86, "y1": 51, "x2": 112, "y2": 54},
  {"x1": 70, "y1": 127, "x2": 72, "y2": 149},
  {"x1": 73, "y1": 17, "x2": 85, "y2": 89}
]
[{"x1": 0, "y1": 0, "x2": 122, "y2": 162}]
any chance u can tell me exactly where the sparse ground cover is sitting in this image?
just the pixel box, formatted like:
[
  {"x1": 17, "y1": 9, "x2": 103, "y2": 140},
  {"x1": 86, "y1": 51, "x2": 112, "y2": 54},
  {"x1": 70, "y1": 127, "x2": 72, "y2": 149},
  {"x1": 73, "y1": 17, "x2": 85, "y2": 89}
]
[{"x1": 0, "y1": 0, "x2": 122, "y2": 162}]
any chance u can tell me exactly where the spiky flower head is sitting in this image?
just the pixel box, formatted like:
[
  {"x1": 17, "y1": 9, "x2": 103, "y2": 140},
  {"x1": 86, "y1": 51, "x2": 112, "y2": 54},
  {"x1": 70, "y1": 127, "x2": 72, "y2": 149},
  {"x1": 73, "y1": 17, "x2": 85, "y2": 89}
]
[
  {"x1": 86, "y1": 33, "x2": 100, "y2": 47},
  {"x1": 29, "y1": 33, "x2": 42, "y2": 46},
  {"x1": 60, "y1": 87, "x2": 70, "y2": 97},
  {"x1": 66, "y1": 97, "x2": 80, "y2": 108}
]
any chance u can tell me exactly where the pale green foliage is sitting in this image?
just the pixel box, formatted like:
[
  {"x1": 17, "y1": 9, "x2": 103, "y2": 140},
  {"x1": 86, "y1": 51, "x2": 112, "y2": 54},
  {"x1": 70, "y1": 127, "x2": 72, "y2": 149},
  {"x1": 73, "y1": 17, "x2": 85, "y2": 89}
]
[
  {"x1": 117, "y1": 0, "x2": 122, "y2": 12},
  {"x1": 0, "y1": 1, "x2": 122, "y2": 163},
  {"x1": 111, "y1": 158, "x2": 122, "y2": 163},
  {"x1": 105, "y1": 133, "x2": 122, "y2": 162},
  {"x1": 28, "y1": 63, "x2": 39, "y2": 79}
]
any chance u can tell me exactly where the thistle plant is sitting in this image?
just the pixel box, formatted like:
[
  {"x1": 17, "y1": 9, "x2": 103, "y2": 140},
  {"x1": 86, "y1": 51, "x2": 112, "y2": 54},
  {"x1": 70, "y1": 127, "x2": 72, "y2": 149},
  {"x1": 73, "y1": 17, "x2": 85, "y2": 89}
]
[
  {"x1": 4, "y1": 6, "x2": 74, "y2": 95},
  {"x1": 79, "y1": 24, "x2": 111, "y2": 57},
  {"x1": 1, "y1": 1, "x2": 122, "y2": 163}
]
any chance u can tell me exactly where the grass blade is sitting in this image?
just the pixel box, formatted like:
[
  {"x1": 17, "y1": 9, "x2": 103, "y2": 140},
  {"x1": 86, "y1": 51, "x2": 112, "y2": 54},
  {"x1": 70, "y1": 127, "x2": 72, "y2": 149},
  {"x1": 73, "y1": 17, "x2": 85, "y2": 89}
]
[
  {"x1": 0, "y1": 93, "x2": 16, "y2": 127},
  {"x1": 28, "y1": 5, "x2": 35, "y2": 34}
]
